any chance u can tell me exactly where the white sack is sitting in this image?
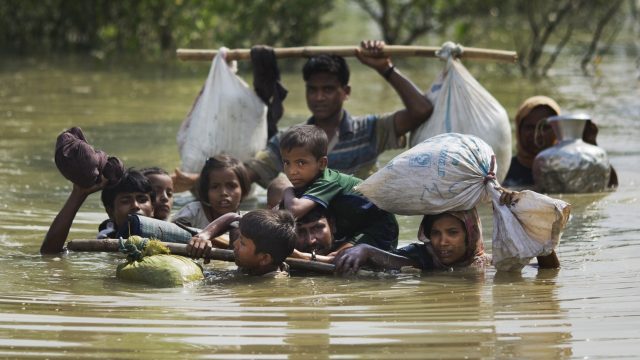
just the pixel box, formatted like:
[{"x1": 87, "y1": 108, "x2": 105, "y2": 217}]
[
  {"x1": 177, "y1": 49, "x2": 267, "y2": 173},
  {"x1": 490, "y1": 188, "x2": 571, "y2": 271},
  {"x1": 357, "y1": 132, "x2": 571, "y2": 272},
  {"x1": 410, "y1": 54, "x2": 512, "y2": 182},
  {"x1": 356, "y1": 133, "x2": 496, "y2": 215}
]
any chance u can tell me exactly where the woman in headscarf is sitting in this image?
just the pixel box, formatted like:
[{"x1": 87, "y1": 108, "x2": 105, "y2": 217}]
[
  {"x1": 503, "y1": 96, "x2": 561, "y2": 188},
  {"x1": 333, "y1": 208, "x2": 490, "y2": 274},
  {"x1": 503, "y1": 96, "x2": 617, "y2": 188}
]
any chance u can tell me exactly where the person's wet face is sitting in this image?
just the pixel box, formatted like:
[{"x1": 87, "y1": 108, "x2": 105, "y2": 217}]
[
  {"x1": 305, "y1": 73, "x2": 350, "y2": 122},
  {"x1": 146, "y1": 173, "x2": 174, "y2": 221},
  {"x1": 296, "y1": 217, "x2": 333, "y2": 255},
  {"x1": 429, "y1": 214, "x2": 467, "y2": 266},
  {"x1": 519, "y1": 105, "x2": 557, "y2": 155},
  {"x1": 233, "y1": 232, "x2": 264, "y2": 269},
  {"x1": 111, "y1": 192, "x2": 154, "y2": 228}
]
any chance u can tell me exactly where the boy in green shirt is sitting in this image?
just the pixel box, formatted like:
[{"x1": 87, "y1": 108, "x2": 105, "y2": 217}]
[{"x1": 280, "y1": 125, "x2": 398, "y2": 253}]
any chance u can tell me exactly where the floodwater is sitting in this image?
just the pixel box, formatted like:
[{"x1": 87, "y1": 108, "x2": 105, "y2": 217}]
[{"x1": 0, "y1": 46, "x2": 639, "y2": 359}]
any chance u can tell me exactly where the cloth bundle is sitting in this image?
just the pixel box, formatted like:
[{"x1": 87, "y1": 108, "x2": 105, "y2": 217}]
[{"x1": 55, "y1": 127, "x2": 124, "y2": 188}]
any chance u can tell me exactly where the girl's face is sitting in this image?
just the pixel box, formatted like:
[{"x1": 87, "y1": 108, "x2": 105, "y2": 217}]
[
  {"x1": 146, "y1": 173, "x2": 174, "y2": 221},
  {"x1": 429, "y1": 214, "x2": 467, "y2": 266},
  {"x1": 207, "y1": 168, "x2": 242, "y2": 220}
]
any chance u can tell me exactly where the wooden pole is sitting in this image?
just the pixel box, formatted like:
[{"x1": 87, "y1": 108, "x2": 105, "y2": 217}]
[
  {"x1": 176, "y1": 45, "x2": 518, "y2": 63},
  {"x1": 66, "y1": 239, "x2": 335, "y2": 274}
]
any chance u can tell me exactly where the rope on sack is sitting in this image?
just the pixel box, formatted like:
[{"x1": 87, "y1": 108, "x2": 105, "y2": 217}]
[
  {"x1": 484, "y1": 155, "x2": 497, "y2": 185},
  {"x1": 435, "y1": 42, "x2": 464, "y2": 60},
  {"x1": 118, "y1": 236, "x2": 148, "y2": 262}
]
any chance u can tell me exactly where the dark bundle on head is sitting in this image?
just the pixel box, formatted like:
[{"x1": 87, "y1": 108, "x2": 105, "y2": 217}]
[
  {"x1": 303, "y1": 54, "x2": 350, "y2": 86},
  {"x1": 240, "y1": 209, "x2": 297, "y2": 265},
  {"x1": 101, "y1": 168, "x2": 153, "y2": 210},
  {"x1": 198, "y1": 154, "x2": 251, "y2": 203},
  {"x1": 55, "y1": 127, "x2": 124, "y2": 188},
  {"x1": 280, "y1": 124, "x2": 328, "y2": 159}
]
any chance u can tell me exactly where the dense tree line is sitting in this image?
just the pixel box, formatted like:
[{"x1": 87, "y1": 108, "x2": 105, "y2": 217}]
[
  {"x1": 1, "y1": 0, "x2": 635, "y2": 76},
  {"x1": 0, "y1": 0, "x2": 332, "y2": 57}
]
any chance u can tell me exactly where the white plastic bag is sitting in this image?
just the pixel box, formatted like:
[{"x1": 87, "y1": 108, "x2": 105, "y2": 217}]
[
  {"x1": 410, "y1": 47, "x2": 512, "y2": 182},
  {"x1": 356, "y1": 133, "x2": 496, "y2": 215},
  {"x1": 491, "y1": 188, "x2": 571, "y2": 271},
  {"x1": 177, "y1": 48, "x2": 267, "y2": 173}
]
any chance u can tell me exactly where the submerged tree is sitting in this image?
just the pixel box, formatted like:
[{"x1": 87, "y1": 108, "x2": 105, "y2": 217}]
[{"x1": 354, "y1": 0, "x2": 628, "y2": 77}]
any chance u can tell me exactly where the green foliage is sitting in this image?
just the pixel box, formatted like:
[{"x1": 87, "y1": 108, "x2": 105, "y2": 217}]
[{"x1": 0, "y1": 0, "x2": 333, "y2": 58}]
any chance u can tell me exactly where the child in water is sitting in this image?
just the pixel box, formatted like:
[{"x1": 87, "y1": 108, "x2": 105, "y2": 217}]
[
  {"x1": 186, "y1": 209, "x2": 297, "y2": 277},
  {"x1": 172, "y1": 155, "x2": 250, "y2": 229},
  {"x1": 141, "y1": 167, "x2": 174, "y2": 221}
]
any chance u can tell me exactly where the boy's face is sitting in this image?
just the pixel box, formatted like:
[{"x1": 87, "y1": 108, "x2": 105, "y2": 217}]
[
  {"x1": 305, "y1": 73, "x2": 350, "y2": 122},
  {"x1": 281, "y1": 146, "x2": 327, "y2": 189},
  {"x1": 146, "y1": 173, "x2": 174, "y2": 221},
  {"x1": 233, "y1": 232, "x2": 269, "y2": 269},
  {"x1": 296, "y1": 217, "x2": 333, "y2": 255},
  {"x1": 109, "y1": 192, "x2": 154, "y2": 228}
]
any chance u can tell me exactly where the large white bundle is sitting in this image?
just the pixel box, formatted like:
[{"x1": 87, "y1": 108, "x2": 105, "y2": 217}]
[
  {"x1": 357, "y1": 133, "x2": 495, "y2": 215},
  {"x1": 410, "y1": 46, "x2": 511, "y2": 182},
  {"x1": 177, "y1": 49, "x2": 267, "y2": 173},
  {"x1": 357, "y1": 132, "x2": 571, "y2": 272},
  {"x1": 491, "y1": 189, "x2": 570, "y2": 271}
]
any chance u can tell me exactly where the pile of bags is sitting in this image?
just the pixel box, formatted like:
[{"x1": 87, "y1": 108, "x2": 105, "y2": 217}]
[{"x1": 357, "y1": 133, "x2": 571, "y2": 271}]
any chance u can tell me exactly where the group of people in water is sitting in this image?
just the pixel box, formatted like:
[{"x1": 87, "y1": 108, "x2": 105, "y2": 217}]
[{"x1": 42, "y1": 40, "x2": 609, "y2": 277}]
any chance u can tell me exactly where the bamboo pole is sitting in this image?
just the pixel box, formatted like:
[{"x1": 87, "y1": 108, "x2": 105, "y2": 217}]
[
  {"x1": 177, "y1": 45, "x2": 518, "y2": 63},
  {"x1": 66, "y1": 238, "x2": 336, "y2": 274}
]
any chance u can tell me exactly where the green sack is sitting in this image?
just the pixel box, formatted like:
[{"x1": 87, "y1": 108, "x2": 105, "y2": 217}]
[{"x1": 116, "y1": 254, "x2": 204, "y2": 288}]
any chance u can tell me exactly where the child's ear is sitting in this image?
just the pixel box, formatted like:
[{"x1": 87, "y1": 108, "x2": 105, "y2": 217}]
[
  {"x1": 319, "y1": 156, "x2": 328, "y2": 170},
  {"x1": 258, "y1": 253, "x2": 273, "y2": 267}
]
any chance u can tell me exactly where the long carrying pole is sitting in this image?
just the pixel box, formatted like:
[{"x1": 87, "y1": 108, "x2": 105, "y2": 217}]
[
  {"x1": 176, "y1": 45, "x2": 518, "y2": 63},
  {"x1": 66, "y1": 239, "x2": 336, "y2": 274}
]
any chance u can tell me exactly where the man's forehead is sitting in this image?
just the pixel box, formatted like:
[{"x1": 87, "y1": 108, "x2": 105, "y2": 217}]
[{"x1": 297, "y1": 217, "x2": 328, "y2": 228}]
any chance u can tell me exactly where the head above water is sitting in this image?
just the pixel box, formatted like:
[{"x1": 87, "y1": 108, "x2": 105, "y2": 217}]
[
  {"x1": 515, "y1": 96, "x2": 561, "y2": 167},
  {"x1": 419, "y1": 208, "x2": 484, "y2": 268},
  {"x1": 235, "y1": 209, "x2": 297, "y2": 269},
  {"x1": 198, "y1": 155, "x2": 251, "y2": 217},
  {"x1": 280, "y1": 125, "x2": 329, "y2": 189},
  {"x1": 295, "y1": 205, "x2": 334, "y2": 255},
  {"x1": 141, "y1": 167, "x2": 173, "y2": 221},
  {"x1": 100, "y1": 168, "x2": 154, "y2": 227}
]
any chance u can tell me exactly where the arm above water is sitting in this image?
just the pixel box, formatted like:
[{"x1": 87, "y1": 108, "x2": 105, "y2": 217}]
[
  {"x1": 41, "y1": 178, "x2": 107, "y2": 255},
  {"x1": 356, "y1": 39, "x2": 433, "y2": 136},
  {"x1": 333, "y1": 243, "x2": 418, "y2": 274}
]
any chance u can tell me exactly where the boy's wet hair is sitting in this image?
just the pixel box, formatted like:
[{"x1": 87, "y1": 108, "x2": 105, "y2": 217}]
[
  {"x1": 101, "y1": 168, "x2": 153, "y2": 210},
  {"x1": 303, "y1": 54, "x2": 350, "y2": 86},
  {"x1": 240, "y1": 209, "x2": 296, "y2": 265},
  {"x1": 280, "y1": 124, "x2": 328, "y2": 160},
  {"x1": 140, "y1": 166, "x2": 169, "y2": 177},
  {"x1": 199, "y1": 154, "x2": 250, "y2": 204}
]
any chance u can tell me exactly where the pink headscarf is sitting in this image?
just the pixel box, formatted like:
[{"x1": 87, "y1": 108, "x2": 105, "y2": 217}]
[{"x1": 417, "y1": 208, "x2": 489, "y2": 269}]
